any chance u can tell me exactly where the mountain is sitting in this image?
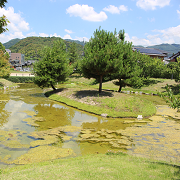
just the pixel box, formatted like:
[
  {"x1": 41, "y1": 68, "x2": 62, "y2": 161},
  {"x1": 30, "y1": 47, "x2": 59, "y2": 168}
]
[
  {"x1": 147, "y1": 44, "x2": 180, "y2": 57},
  {"x1": 4, "y1": 37, "x2": 84, "y2": 60},
  {"x1": 3, "y1": 37, "x2": 180, "y2": 59},
  {"x1": 3, "y1": 38, "x2": 22, "y2": 49}
]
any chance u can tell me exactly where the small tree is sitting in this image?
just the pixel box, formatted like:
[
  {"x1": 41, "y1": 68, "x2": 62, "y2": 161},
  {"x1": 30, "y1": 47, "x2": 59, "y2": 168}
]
[
  {"x1": 81, "y1": 28, "x2": 123, "y2": 93},
  {"x1": 159, "y1": 84, "x2": 180, "y2": 112},
  {"x1": 33, "y1": 39, "x2": 72, "y2": 90},
  {"x1": 112, "y1": 30, "x2": 143, "y2": 92}
]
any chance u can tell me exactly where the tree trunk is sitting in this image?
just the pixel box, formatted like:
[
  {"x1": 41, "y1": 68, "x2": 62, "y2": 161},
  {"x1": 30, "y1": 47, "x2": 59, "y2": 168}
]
[
  {"x1": 118, "y1": 79, "x2": 122, "y2": 92},
  {"x1": 99, "y1": 75, "x2": 103, "y2": 93},
  {"x1": 51, "y1": 83, "x2": 56, "y2": 91}
]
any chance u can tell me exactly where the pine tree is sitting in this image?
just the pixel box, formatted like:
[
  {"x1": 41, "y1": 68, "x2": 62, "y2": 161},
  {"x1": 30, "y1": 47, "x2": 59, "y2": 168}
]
[
  {"x1": 33, "y1": 39, "x2": 72, "y2": 90},
  {"x1": 81, "y1": 28, "x2": 123, "y2": 93}
]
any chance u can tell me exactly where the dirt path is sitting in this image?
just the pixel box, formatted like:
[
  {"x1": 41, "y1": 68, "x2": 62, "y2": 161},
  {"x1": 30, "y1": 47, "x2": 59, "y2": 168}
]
[{"x1": 10, "y1": 73, "x2": 34, "y2": 77}]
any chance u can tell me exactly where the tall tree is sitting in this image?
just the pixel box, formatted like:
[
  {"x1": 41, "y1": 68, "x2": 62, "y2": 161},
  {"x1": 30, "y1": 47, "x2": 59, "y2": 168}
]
[
  {"x1": 111, "y1": 30, "x2": 143, "y2": 92},
  {"x1": 33, "y1": 39, "x2": 73, "y2": 90},
  {"x1": 0, "y1": 0, "x2": 9, "y2": 34},
  {"x1": 113, "y1": 43, "x2": 143, "y2": 92},
  {"x1": 0, "y1": 43, "x2": 10, "y2": 78},
  {"x1": 69, "y1": 42, "x2": 79, "y2": 65},
  {"x1": 81, "y1": 28, "x2": 123, "y2": 93}
]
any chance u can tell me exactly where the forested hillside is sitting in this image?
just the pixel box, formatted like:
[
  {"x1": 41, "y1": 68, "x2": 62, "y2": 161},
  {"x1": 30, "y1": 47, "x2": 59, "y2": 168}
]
[
  {"x1": 5, "y1": 37, "x2": 84, "y2": 60},
  {"x1": 3, "y1": 37, "x2": 180, "y2": 59},
  {"x1": 3, "y1": 38, "x2": 22, "y2": 49},
  {"x1": 147, "y1": 44, "x2": 180, "y2": 57}
]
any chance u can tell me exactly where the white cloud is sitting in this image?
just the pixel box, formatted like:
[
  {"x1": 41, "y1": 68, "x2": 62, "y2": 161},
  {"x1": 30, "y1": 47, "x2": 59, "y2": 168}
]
[
  {"x1": 177, "y1": 10, "x2": 180, "y2": 18},
  {"x1": 65, "y1": 29, "x2": 74, "y2": 34},
  {"x1": 125, "y1": 25, "x2": 180, "y2": 46},
  {"x1": 103, "y1": 5, "x2": 120, "y2": 14},
  {"x1": 0, "y1": 7, "x2": 29, "y2": 32},
  {"x1": 75, "y1": 36, "x2": 89, "y2": 42},
  {"x1": 62, "y1": 34, "x2": 72, "y2": 39},
  {"x1": 136, "y1": 0, "x2": 171, "y2": 10},
  {"x1": 66, "y1": 4, "x2": 107, "y2": 22},
  {"x1": 50, "y1": 33, "x2": 61, "y2": 37},
  {"x1": 103, "y1": 5, "x2": 128, "y2": 14},
  {"x1": 119, "y1": 5, "x2": 128, "y2": 12},
  {"x1": 39, "y1": 33, "x2": 49, "y2": 37},
  {"x1": 0, "y1": 32, "x2": 25, "y2": 43}
]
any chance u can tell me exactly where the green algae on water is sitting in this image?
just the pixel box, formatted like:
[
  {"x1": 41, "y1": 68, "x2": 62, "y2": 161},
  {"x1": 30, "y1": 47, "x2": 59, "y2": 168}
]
[{"x1": 12, "y1": 146, "x2": 75, "y2": 164}]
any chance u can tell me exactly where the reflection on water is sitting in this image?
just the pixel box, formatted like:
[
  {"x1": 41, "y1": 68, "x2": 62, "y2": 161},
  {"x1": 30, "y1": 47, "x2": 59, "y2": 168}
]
[{"x1": 0, "y1": 84, "x2": 179, "y2": 166}]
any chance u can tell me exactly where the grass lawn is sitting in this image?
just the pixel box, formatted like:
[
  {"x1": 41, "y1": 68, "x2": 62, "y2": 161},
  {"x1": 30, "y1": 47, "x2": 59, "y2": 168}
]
[
  {"x1": 45, "y1": 75, "x2": 180, "y2": 118},
  {"x1": 0, "y1": 78, "x2": 17, "y2": 88},
  {"x1": 1, "y1": 153, "x2": 179, "y2": 180}
]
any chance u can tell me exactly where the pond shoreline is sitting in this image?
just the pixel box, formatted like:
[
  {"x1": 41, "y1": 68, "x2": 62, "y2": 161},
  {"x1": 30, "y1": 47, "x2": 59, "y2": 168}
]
[{"x1": 45, "y1": 87, "x2": 157, "y2": 119}]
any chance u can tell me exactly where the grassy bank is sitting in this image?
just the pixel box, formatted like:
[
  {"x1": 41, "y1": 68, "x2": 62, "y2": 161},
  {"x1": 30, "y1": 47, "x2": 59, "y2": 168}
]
[
  {"x1": 45, "y1": 75, "x2": 178, "y2": 118},
  {"x1": 47, "y1": 90, "x2": 157, "y2": 118},
  {"x1": 0, "y1": 78, "x2": 17, "y2": 88},
  {"x1": 1, "y1": 153, "x2": 179, "y2": 180}
]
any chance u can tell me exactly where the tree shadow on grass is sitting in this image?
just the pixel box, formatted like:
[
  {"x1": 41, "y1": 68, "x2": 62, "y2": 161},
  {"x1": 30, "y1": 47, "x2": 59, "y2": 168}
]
[
  {"x1": 168, "y1": 84, "x2": 180, "y2": 95},
  {"x1": 45, "y1": 88, "x2": 67, "y2": 97},
  {"x1": 74, "y1": 90, "x2": 113, "y2": 99},
  {"x1": 143, "y1": 79, "x2": 162, "y2": 86},
  {"x1": 69, "y1": 74, "x2": 82, "y2": 79},
  {"x1": 149, "y1": 161, "x2": 180, "y2": 178}
]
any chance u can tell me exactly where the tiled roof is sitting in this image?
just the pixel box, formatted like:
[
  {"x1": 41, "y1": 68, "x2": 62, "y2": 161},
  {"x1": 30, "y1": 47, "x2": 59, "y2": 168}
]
[
  {"x1": 133, "y1": 47, "x2": 167, "y2": 56},
  {"x1": 169, "y1": 51, "x2": 180, "y2": 59}
]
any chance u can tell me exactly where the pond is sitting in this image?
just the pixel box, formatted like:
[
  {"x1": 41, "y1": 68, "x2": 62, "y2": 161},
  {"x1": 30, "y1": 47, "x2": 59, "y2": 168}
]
[{"x1": 0, "y1": 84, "x2": 180, "y2": 167}]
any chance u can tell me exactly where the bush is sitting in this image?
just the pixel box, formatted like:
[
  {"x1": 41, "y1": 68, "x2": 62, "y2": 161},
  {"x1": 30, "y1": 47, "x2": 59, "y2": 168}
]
[{"x1": 5, "y1": 76, "x2": 34, "y2": 83}]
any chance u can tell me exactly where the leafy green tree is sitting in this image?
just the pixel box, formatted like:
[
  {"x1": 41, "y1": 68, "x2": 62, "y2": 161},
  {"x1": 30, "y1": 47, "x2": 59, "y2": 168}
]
[
  {"x1": 68, "y1": 41, "x2": 81, "y2": 74},
  {"x1": 159, "y1": 84, "x2": 180, "y2": 112},
  {"x1": 0, "y1": 0, "x2": 9, "y2": 34},
  {"x1": 33, "y1": 39, "x2": 72, "y2": 90},
  {"x1": 163, "y1": 60, "x2": 180, "y2": 81},
  {"x1": 69, "y1": 42, "x2": 79, "y2": 65},
  {"x1": 112, "y1": 31, "x2": 143, "y2": 92},
  {"x1": 0, "y1": 53, "x2": 10, "y2": 78},
  {"x1": 0, "y1": 42, "x2": 10, "y2": 78},
  {"x1": 81, "y1": 28, "x2": 123, "y2": 93},
  {"x1": 0, "y1": 0, "x2": 7, "y2": 8}
]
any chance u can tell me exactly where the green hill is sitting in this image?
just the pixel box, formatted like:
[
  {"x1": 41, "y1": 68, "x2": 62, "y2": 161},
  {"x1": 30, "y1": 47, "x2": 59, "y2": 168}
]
[
  {"x1": 147, "y1": 44, "x2": 180, "y2": 57},
  {"x1": 5, "y1": 37, "x2": 84, "y2": 60},
  {"x1": 3, "y1": 38, "x2": 22, "y2": 49},
  {"x1": 3, "y1": 37, "x2": 180, "y2": 59}
]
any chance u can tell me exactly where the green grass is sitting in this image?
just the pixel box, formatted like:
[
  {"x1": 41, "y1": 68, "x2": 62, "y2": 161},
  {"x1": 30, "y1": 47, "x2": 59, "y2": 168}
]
[
  {"x1": 67, "y1": 75, "x2": 179, "y2": 94},
  {"x1": 47, "y1": 91, "x2": 156, "y2": 118},
  {"x1": 1, "y1": 153, "x2": 179, "y2": 180},
  {"x1": 44, "y1": 75, "x2": 179, "y2": 118},
  {"x1": 0, "y1": 78, "x2": 17, "y2": 88}
]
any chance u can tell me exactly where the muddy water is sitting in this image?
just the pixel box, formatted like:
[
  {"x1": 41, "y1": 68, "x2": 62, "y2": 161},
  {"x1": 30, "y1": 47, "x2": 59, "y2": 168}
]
[{"x1": 0, "y1": 84, "x2": 180, "y2": 167}]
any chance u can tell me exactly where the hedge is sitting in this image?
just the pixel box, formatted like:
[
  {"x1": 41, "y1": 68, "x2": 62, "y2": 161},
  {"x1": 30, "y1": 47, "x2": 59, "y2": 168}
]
[{"x1": 5, "y1": 76, "x2": 35, "y2": 83}]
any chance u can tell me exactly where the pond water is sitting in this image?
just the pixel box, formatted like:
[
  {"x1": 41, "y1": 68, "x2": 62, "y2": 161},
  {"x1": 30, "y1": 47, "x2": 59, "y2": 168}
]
[{"x1": 0, "y1": 84, "x2": 180, "y2": 167}]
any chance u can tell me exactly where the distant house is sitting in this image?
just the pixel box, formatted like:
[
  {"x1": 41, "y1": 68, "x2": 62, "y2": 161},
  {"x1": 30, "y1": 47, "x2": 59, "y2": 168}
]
[
  {"x1": 5, "y1": 49, "x2": 11, "y2": 56},
  {"x1": 5, "y1": 49, "x2": 25, "y2": 68},
  {"x1": 169, "y1": 51, "x2": 180, "y2": 62},
  {"x1": 132, "y1": 47, "x2": 168, "y2": 60}
]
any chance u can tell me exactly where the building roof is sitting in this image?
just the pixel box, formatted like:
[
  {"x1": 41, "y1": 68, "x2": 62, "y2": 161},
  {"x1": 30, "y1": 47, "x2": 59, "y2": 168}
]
[
  {"x1": 133, "y1": 47, "x2": 167, "y2": 57},
  {"x1": 169, "y1": 51, "x2": 180, "y2": 60}
]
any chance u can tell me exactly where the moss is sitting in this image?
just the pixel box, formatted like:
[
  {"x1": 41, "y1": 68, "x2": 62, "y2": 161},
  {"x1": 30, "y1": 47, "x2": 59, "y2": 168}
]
[
  {"x1": 12, "y1": 146, "x2": 75, "y2": 165},
  {"x1": 30, "y1": 135, "x2": 59, "y2": 147},
  {"x1": 2, "y1": 140, "x2": 30, "y2": 149}
]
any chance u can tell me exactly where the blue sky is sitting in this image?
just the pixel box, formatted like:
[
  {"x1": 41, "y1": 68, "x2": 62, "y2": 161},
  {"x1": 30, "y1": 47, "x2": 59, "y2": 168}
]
[{"x1": 0, "y1": 0, "x2": 180, "y2": 46}]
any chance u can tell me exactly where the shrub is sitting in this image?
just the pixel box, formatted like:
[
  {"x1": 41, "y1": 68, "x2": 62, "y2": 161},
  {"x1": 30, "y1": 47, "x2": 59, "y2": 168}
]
[{"x1": 5, "y1": 76, "x2": 34, "y2": 83}]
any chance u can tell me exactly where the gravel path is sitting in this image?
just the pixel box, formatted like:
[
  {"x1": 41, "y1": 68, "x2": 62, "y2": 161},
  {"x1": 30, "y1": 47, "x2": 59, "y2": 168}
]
[{"x1": 10, "y1": 73, "x2": 34, "y2": 77}]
